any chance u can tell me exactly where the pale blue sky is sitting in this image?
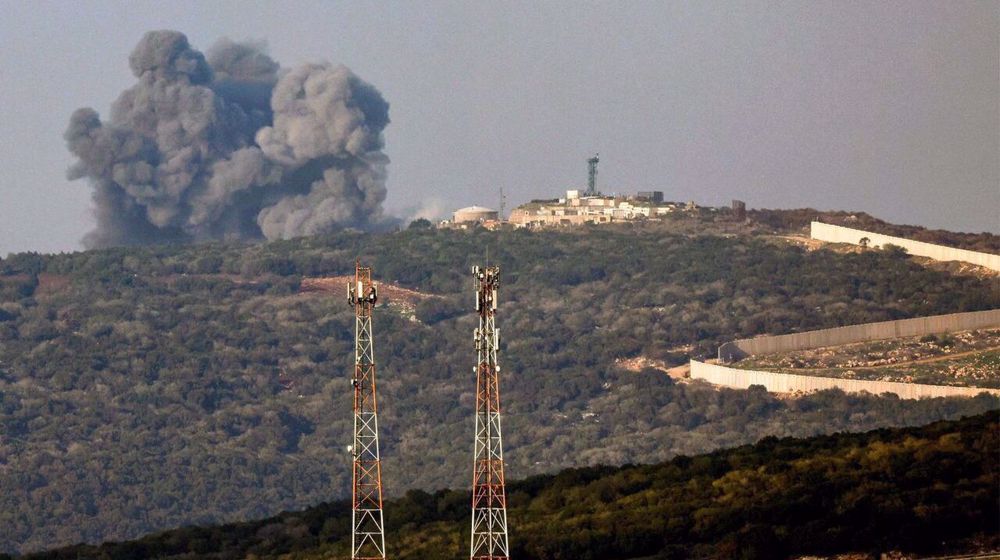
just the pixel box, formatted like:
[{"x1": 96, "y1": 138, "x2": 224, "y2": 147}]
[{"x1": 1, "y1": 0, "x2": 997, "y2": 255}]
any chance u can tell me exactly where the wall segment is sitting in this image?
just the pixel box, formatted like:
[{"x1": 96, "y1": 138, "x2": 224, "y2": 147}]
[
  {"x1": 810, "y1": 221, "x2": 1000, "y2": 271},
  {"x1": 718, "y1": 309, "x2": 1000, "y2": 362},
  {"x1": 690, "y1": 360, "x2": 1000, "y2": 400}
]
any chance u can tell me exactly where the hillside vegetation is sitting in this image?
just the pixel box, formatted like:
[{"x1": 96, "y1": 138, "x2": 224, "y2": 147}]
[
  {"x1": 21, "y1": 411, "x2": 1000, "y2": 560},
  {"x1": 0, "y1": 217, "x2": 998, "y2": 552}
]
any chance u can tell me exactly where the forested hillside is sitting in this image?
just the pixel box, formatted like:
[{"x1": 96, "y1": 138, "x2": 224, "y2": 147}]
[
  {"x1": 22, "y1": 411, "x2": 1000, "y2": 560},
  {"x1": 1, "y1": 217, "x2": 997, "y2": 552}
]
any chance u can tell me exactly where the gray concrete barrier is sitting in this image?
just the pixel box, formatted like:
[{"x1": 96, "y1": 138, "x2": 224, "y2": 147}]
[
  {"x1": 810, "y1": 221, "x2": 1000, "y2": 271},
  {"x1": 719, "y1": 309, "x2": 1000, "y2": 363},
  {"x1": 690, "y1": 360, "x2": 1000, "y2": 400}
]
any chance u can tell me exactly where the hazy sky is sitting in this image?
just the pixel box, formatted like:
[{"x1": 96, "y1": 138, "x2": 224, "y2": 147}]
[{"x1": 1, "y1": 0, "x2": 997, "y2": 256}]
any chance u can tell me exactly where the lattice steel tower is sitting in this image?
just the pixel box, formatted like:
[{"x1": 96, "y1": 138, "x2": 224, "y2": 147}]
[
  {"x1": 348, "y1": 261, "x2": 386, "y2": 560},
  {"x1": 470, "y1": 265, "x2": 510, "y2": 560},
  {"x1": 586, "y1": 153, "x2": 599, "y2": 196}
]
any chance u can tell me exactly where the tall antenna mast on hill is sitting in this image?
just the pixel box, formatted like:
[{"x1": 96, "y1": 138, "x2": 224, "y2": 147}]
[
  {"x1": 586, "y1": 153, "x2": 599, "y2": 196},
  {"x1": 348, "y1": 260, "x2": 387, "y2": 560},
  {"x1": 469, "y1": 265, "x2": 510, "y2": 560}
]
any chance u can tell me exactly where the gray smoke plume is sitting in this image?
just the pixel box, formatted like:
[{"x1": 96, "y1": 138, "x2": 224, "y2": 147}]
[{"x1": 65, "y1": 30, "x2": 392, "y2": 248}]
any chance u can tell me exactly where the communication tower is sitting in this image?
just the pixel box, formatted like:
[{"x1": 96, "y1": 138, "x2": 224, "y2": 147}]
[
  {"x1": 586, "y1": 153, "x2": 599, "y2": 196},
  {"x1": 470, "y1": 265, "x2": 510, "y2": 560},
  {"x1": 348, "y1": 261, "x2": 387, "y2": 560}
]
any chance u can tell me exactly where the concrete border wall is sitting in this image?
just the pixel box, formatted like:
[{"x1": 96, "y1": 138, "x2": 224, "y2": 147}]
[
  {"x1": 718, "y1": 309, "x2": 1000, "y2": 363},
  {"x1": 810, "y1": 221, "x2": 1000, "y2": 271},
  {"x1": 690, "y1": 360, "x2": 1000, "y2": 400}
]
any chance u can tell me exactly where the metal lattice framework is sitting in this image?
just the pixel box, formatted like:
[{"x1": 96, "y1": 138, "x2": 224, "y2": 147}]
[
  {"x1": 348, "y1": 261, "x2": 386, "y2": 560},
  {"x1": 470, "y1": 265, "x2": 510, "y2": 560},
  {"x1": 586, "y1": 153, "x2": 599, "y2": 195}
]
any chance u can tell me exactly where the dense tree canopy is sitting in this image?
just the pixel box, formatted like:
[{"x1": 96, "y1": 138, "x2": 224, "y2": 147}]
[
  {"x1": 23, "y1": 411, "x2": 1000, "y2": 560},
  {"x1": 0, "y1": 215, "x2": 997, "y2": 552}
]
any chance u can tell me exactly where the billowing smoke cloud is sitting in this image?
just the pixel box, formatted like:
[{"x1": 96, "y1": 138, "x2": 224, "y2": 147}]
[{"x1": 65, "y1": 30, "x2": 393, "y2": 248}]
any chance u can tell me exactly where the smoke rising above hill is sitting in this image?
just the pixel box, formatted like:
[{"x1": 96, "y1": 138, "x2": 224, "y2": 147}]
[{"x1": 66, "y1": 30, "x2": 392, "y2": 248}]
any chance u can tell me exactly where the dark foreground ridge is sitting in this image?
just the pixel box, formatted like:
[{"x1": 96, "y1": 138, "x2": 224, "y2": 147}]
[{"x1": 20, "y1": 411, "x2": 999, "y2": 560}]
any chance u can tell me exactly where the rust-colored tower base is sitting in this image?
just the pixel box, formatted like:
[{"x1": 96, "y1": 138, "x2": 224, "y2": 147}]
[
  {"x1": 469, "y1": 265, "x2": 510, "y2": 560},
  {"x1": 349, "y1": 261, "x2": 386, "y2": 560}
]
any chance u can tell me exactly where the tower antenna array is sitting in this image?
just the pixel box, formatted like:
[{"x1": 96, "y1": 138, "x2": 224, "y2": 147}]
[
  {"x1": 586, "y1": 153, "x2": 600, "y2": 196},
  {"x1": 470, "y1": 265, "x2": 510, "y2": 560},
  {"x1": 348, "y1": 261, "x2": 387, "y2": 560}
]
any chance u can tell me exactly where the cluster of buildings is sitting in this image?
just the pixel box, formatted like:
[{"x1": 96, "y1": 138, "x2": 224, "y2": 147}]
[
  {"x1": 441, "y1": 155, "x2": 744, "y2": 230},
  {"x1": 445, "y1": 190, "x2": 695, "y2": 229},
  {"x1": 506, "y1": 189, "x2": 692, "y2": 228}
]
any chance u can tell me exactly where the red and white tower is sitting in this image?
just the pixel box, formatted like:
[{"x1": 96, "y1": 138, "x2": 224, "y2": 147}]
[
  {"x1": 470, "y1": 265, "x2": 510, "y2": 560},
  {"x1": 348, "y1": 261, "x2": 386, "y2": 560}
]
